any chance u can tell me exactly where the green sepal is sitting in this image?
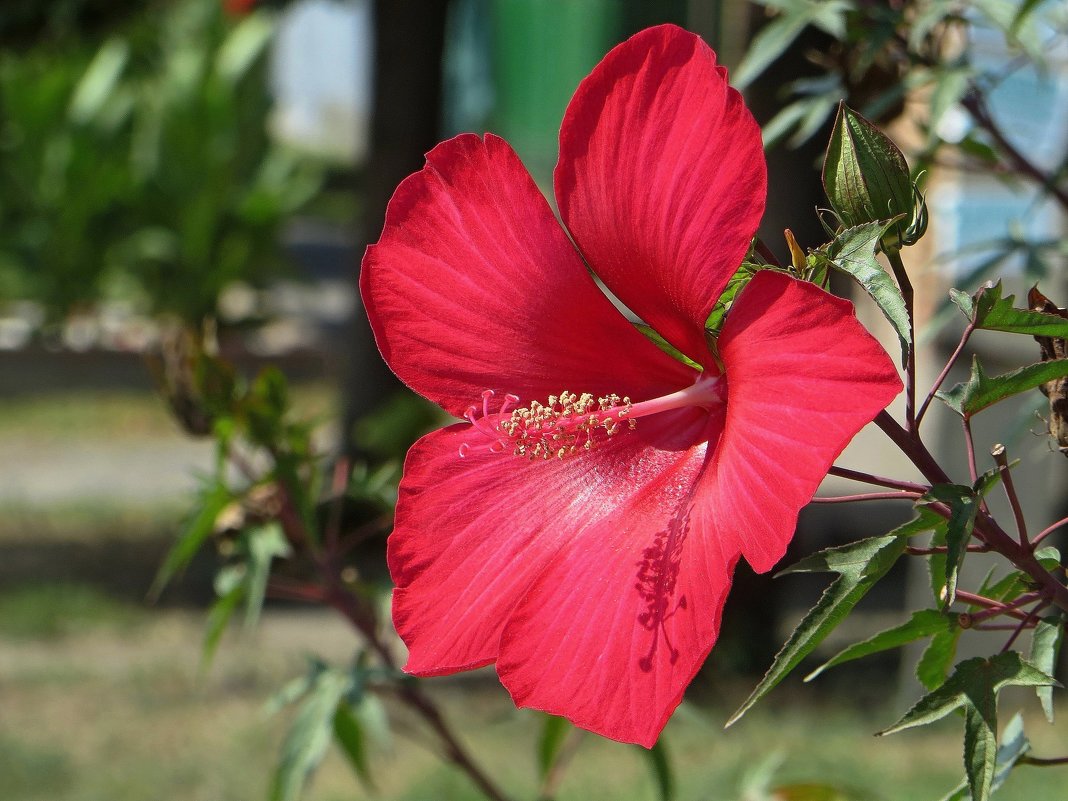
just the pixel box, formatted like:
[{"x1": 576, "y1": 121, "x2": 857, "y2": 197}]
[
  {"x1": 823, "y1": 104, "x2": 915, "y2": 248},
  {"x1": 936, "y1": 355, "x2": 1068, "y2": 418},
  {"x1": 726, "y1": 533, "x2": 908, "y2": 726},
  {"x1": 816, "y1": 221, "x2": 911, "y2": 365},
  {"x1": 806, "y1": 609, "x2": 957, "y2": 681},
  {"x1": 950, "y1": 281, "x2": 1068, "y2": 337}
]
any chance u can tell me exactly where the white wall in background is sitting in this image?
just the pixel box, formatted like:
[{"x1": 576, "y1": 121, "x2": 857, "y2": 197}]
[{"x1": 269, "y1": 0, "x2": 373, "y2": 163}]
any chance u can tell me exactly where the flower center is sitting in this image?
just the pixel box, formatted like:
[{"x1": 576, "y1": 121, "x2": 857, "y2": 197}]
[{"x1": 458, "y1": 375, "x2": 722, "y2": 460}]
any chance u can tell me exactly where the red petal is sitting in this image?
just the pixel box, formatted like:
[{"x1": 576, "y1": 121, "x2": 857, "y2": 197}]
[
  {"x1": 390, "y1": 407, "x2": 717, "y2": 697},
  {"x1": 696, "y1": 271, "x2": 903, "y2": 573},
  {"x1": 495, "y1": 416, "x2": 732, "y2": 748},
  {"x1": 361, "y1": 133, "x2": 691, "y2": 418},
  {"x1": 556, "y1": 25, "x2": 766, "y2": 367}
]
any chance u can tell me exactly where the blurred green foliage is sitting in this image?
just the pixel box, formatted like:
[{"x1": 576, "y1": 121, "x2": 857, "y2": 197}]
[{"x1": 0, "y1": 0, "x2": 323, "y2": 324}]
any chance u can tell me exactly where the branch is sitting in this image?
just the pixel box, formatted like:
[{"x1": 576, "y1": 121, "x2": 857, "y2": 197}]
[
  {"x1": 961, "y1": 90, "x2": 1068, "y2": 212},
  {"x1": 827, "y1": 464, "x2": 928, "y2": 492},
  {"x1": 812, "y1": 491, "x2": 922, "y2": 503},
  {"x1": 917, "y1": 320, "x2": 975, "y2": 427},
  {"x1": 873, "y1": 412, "x2": 1068, "y2": 615}
]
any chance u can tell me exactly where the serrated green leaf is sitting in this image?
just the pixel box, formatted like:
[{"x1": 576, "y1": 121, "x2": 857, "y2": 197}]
[
  {"x1": 201, "y1": 579, "x2": 244, "y2": 669},
  {"x1": 909, "y1": 0, "x2": 954, "y2": 49},
  {"x1": 922, "y1": 485, "x2": 979, "y2": 607},
  {"x1": 823, "y1": 104, "x2": 913, "y2": 233},
  {"x1": 937, "y1": 356, "x2": 1068, "y2": 418},
  {"x1": 807, "y1": 610, "x2": 956, "y2": 681},
  {"x1": 941, "y1": 712, "x2": 1031, "y2": 801},
  {"x1": 263, "y1": 661, "x2": 326, "y2": 717},
  {"x1": 733, "y1": 1, "x2": 851, "y2": 89},
  {"x1": 732, "y1": 13, "x2": 811, "y2": 91},
  {"x1": 917, "y1": 625, "x2": 962, "y2": 691},
  {"x1": 954, "y1": 282, "x2": 1068, "y2": 337},
  {"x1": 333, "y1": 702, "x2": 374, "y2": 791},
  {"x1": 964, "y1": 703, "x2": 998, "y2": 801},
  {"x1": 881, "y1": 653, "x2": 1057, "y2": 736},
  {"x1": 1030, "y1": 616, "x2": 1064, "y2": 723},
  {"x1": 149, "y1": 482, "x2": 232, "y2": 600},
  {"x1": 819, "y1": 221, "x2": 911, "y2": 364},
  {"x1": 643, "y1": 738, "x2": 675, "y2": 801},
  {"x1": 890, "y1": 656, "x2": 1054, "y2": 799},
  {"x1": 928, "y1": 67, "x2": 971, "y2": 136},
  {"x1": 537, "y1": 714, "x2": 572, "y2": 781},
  {"x1": 243, "y1": 522, "x2": 291, "y2": 630},
  {"x1": 979, "y1": 571, "x2": 1029, "y2": 604},
  {"x1": 727, "y1": 534, "x2": 907, "y2": 725},
  {"x1": 972, "y1": 464, "x2": 1011, "y2": 498},
  {"x1": 270, "y1": 669, "x2": 351, "y2": 801}
]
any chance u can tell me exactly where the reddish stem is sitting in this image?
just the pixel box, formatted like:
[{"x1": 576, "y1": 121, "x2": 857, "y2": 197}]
[
  {"x1": 917, "y1": 322, "x2": 975, "y2": 428},
  {"x1": 812, "y1": 491, "x2": 922, "y2": 503},
  {"x1": 1034, "y1": 515, "x2": 1068, "y2": 547},
  {"x1": 827, "y1": 464, "x2": 928, "y2": 493},
  {"x1": 873, "y1": 412, "x2": 1068, "y2": 615}
]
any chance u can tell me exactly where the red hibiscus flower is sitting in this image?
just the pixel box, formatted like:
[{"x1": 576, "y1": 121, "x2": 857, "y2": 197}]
[{"x1": 361, "y1": 24, "x2": 901, "y2": 747}]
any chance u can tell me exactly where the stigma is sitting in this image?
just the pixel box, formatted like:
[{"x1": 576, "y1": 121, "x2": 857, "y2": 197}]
[{"x1": 458, "y1": 375, "x2": 722, "y2": 460}]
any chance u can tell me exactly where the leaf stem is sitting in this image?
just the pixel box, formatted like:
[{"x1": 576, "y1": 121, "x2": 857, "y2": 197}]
[
  {"x1": 827, "y1": 464, "x2": 928, "y2": 492},
  {"x1": 906, "y1": 544, "x2": 989, "y2": 556},
  {"x1": 917, "y1": 321, "x2": 975, "y2": 427},
  {"x1": 1000, "y1": 601, "x2": 1049, "y2": 654},
  {"x1": 886, "y1": 250, "x2": 916, "y2": 432},
  {"x1": 954, "y1": 589, "x2": 1031, "y2": 620},
  {"x1": 961, "y1": 418, "x2": 991, "y2": 519},
  {"x1": 1034, "y1": 514, "x2": 1068, "y2": 547},
  {"x1": 1020, "y1": 755, "x2": 1068, "y2": 766},
  {"x1": 812, "y1": 491, "x2": 922, "y2": 503},
  {"x1": 968, "y1": 592, "x2": 1042, "y2": 625}
]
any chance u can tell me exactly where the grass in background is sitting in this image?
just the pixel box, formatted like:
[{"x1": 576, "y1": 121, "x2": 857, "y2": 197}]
[
  {"x1": 0, "y1": 384, "x2": 337, "y2": 443},
  {"x1": 0, "y1": 583, "x2": 145, "y2": 639},
  {"x1": 2, "y1": 605, "x2": 1065, "y2": 801}
]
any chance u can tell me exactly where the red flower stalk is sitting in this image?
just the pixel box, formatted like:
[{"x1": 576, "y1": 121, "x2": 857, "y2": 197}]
[{"x1": 361, "y1": 25, "x2": 901, "y2": 747}]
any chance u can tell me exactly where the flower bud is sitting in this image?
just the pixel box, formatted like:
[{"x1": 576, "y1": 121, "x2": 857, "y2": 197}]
[{"x1": 822, "y1": 103, "x2": 921, "y2": 252}]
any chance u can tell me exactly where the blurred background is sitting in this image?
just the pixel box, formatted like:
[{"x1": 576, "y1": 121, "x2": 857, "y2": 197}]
[{"x1": 1, "y1": 1, "x2": 1066, "y2": 799}]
